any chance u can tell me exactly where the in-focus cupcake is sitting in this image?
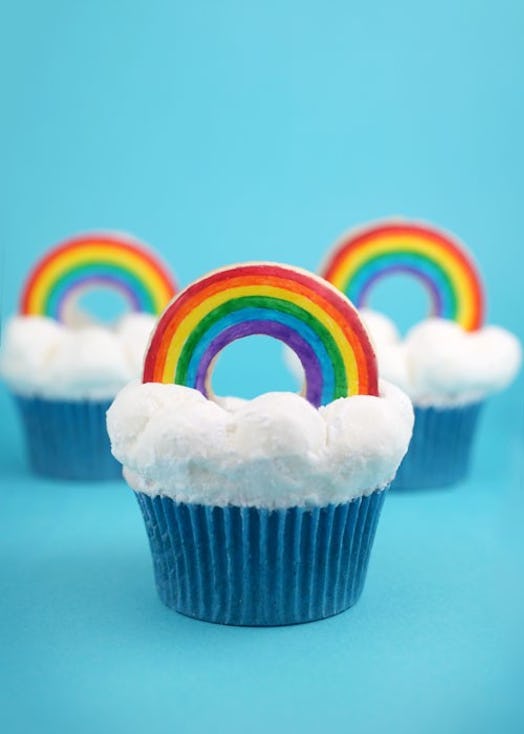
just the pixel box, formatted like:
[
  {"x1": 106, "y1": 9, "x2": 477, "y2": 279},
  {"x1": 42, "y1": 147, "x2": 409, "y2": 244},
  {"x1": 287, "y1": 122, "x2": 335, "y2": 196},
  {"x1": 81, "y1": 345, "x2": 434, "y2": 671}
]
[
  {"x1": 0, "y1": 232, "x2": 177, "y2": 480},
  {"x1": 319, "y1": 219, "x2": 521, "y2": 490},
  {"x1": 107, "y1": 262, "x2": 413, "y2": 625}
]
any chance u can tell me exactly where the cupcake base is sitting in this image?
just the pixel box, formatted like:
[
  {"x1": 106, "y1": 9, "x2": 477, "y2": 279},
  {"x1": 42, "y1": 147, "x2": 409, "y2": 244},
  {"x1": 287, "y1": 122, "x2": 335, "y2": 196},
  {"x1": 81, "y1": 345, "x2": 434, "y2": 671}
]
[
  {"x1": 135, "y1": 490, "x2": 387, "y2": 626},
  {"x1": 14, "y1": 394, "x2": 122, "y2": 481},
  {"x1": 391, "y1": 402, "x2": 483, "y2": 491}
]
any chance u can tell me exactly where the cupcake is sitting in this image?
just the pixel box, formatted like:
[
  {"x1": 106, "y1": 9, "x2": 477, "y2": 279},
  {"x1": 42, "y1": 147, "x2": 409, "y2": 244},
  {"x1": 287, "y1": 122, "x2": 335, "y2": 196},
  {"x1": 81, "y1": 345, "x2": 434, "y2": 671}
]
[
  {"x1": 319, "y1": 219, "x2": 521, "y2": 490},
  {"x1": 107, "y1": 262, "x2": 413, "y2": 625},
  {"x1": 0, "y1": 232, "x2": 177, "y2": 480}
]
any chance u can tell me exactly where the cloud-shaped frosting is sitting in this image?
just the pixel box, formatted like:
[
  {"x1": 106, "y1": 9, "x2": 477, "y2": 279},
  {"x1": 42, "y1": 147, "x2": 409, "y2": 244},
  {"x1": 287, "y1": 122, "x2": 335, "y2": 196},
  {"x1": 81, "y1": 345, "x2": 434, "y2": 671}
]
[
  {"x1": 359, "y1": 310, "x2": 521, "y2": 406},
  {"x1": 286, "y1": 311, "x2": 521, "y2": 406},
  {"x1": 107, "y1": 380, "x2": 414, "y2": 508},
  {"x1": 0, "y1": 313, "x2": 157, "y2": 400}
]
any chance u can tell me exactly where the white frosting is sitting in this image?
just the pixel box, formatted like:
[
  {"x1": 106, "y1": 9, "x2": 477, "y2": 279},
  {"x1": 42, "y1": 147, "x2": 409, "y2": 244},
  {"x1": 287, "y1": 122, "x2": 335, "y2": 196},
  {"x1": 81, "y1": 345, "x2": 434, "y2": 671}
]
[
  {"x1": 106, "y1": 379, "x2": 414, "y2": 508},
  {"x1": 0, "y1": 313, "x2": 157, "y2": 400},
  {"x1": 359, "y1": 309, "x2": 522, "y2": 406}
]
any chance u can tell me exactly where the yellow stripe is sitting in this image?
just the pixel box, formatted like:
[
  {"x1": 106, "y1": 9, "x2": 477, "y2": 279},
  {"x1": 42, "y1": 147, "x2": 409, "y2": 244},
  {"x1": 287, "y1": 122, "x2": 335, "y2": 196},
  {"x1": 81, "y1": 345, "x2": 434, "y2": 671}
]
[
  {"x1": 330, "y1": 233, "x2": 476, "y2": 328},
  {"x1": 28, "y1": 244, "x2": 172, "y2": 314},
  {"x1": 160, "y1": 284, "x2": 362, "y2": 395}
]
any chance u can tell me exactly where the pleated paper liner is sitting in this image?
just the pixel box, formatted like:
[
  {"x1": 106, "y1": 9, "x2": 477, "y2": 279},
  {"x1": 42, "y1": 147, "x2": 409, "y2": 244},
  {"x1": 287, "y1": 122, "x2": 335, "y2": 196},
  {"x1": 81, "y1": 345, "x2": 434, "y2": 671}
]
[
  {"x1": 136, "y1": 488, "x2": 387, "y2": 626},
  {"x1": 391, "y1": 402, "x2": 483, "y2": 491},
  {"x1": 14, "y1": 394, "x2": 122, "y2": 480}
]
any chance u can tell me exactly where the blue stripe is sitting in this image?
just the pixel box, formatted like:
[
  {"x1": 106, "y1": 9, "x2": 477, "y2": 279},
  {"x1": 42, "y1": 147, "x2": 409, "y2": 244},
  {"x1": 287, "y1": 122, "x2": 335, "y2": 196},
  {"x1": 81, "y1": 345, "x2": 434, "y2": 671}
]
[
  {"x1": 45, "y1": 264, "x2": 154, "y2": 318},
  {"x1": 346, "y1": 253, "x2": 456, "y2": 317},
  {"x1": 185, "y1": 306, "x2": 336, "y2": 405}
]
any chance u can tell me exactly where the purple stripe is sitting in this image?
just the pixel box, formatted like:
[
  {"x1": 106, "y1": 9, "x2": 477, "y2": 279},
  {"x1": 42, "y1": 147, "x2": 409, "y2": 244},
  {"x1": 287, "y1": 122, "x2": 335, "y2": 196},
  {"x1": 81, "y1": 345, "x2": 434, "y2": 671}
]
[
  {"x1": 195, "y1": 321, "x2": 324, "y2": 407},
  {"x1": 57, "y1": 275, "x2": 142, "y2": 319},
  {"x1": 358, "y1": 265, "x2": 443, "y2": 314}
]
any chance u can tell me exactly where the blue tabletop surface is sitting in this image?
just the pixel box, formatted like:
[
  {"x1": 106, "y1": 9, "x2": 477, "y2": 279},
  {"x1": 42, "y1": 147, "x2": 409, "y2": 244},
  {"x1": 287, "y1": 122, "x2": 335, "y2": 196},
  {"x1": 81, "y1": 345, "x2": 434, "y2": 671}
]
[
  {"x1": 1, "y1": 1, "x2": 523, "y2": 732},
  {"x1": 1, "y1": 386, "x2": 523, "y2": 734}
]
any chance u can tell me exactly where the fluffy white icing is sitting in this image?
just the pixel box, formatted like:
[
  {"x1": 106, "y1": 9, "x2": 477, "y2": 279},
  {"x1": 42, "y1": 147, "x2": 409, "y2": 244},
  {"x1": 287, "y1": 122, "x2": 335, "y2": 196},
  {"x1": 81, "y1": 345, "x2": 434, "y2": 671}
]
[
  {"x1": 106, "y1": 379, "x2": 414, "y2": 508},
  {"x1": 0, "y1": 313, "x2": 157, "y2": 400},
  {"x1": 359, "y1": 309, "x2": 522, "y2": 406}
]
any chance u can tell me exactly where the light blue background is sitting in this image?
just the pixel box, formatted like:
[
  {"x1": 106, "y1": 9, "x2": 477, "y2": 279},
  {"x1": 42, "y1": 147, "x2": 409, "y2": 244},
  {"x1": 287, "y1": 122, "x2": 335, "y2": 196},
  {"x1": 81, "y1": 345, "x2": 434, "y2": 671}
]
[{"x1": 1, "y1": 1, "x2": 523, "y2": 733}]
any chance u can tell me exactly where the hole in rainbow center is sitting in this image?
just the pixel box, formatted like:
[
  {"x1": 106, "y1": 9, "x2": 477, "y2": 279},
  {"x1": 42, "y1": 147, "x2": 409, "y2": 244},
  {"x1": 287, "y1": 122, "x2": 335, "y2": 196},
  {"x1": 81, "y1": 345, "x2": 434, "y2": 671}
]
[
  {"x1": 69, "y1": 286, "x2": 131, "y2": 326},
  {"x1": 210, "y1": 334, "x2": 301, "y2": 400},
  {"x1": 363, "y1": 272, "x2": 431, "y2": 334}
]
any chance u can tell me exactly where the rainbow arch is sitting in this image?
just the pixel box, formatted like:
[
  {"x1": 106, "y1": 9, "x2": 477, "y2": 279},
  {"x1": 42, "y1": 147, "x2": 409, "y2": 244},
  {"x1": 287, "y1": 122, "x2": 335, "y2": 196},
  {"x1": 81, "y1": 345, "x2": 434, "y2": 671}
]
[
  {"x1": 320, "y1": 221, "x2": 484, "y2": 331},
  {"x1": 20, "y1": 232, "x2": 176, "y2": 321},
  {"x1": 143, "y1": 262, "x2": 378, "y2": 407}
]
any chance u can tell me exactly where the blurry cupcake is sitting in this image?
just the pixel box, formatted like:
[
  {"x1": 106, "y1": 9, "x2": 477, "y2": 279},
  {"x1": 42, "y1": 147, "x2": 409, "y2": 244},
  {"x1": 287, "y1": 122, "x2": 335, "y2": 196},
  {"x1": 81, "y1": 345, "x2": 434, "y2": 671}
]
[
  {"x1": 107, "y1": 262, "x2": 413, "y2": 625},
  {"x1": 0, "y1": 233, "x2": 176, "y2": 480},
  {"x1": 319, "y1": 219, "x2": 521, "y2": 490}
]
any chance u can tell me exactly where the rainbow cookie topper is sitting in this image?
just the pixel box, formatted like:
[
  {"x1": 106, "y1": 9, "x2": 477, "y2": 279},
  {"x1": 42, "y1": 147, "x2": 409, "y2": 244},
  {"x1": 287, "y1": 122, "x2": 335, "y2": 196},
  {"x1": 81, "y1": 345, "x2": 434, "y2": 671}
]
[
  {"x1": 320, "y1": 221, "x2": 485, "y2": 331},
  {"x1": 20, "y1": 233, "x2": 177, "y2": 322},
  {"x1": 143, "y1": 262, "x2": 379, "y2": 407}
]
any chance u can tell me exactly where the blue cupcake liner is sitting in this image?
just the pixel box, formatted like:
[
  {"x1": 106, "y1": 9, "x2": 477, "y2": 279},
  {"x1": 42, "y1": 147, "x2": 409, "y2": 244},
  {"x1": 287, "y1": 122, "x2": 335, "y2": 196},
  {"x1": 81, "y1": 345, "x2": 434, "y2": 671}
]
[
  {"x1": 135, "y1": 489, "x2": 387, "y2": 626},
  {"x1": 13, "y1": 394, "x2": 122, "y2": 481},
  {"x1": 391, "y1": 402, "x2": 483, "y2": 491}
]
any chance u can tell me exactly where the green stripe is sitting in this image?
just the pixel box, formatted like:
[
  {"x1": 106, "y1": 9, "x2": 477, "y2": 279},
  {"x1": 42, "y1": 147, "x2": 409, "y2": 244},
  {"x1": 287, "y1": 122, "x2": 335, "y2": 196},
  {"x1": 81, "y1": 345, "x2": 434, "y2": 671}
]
[
  {"x1": 346, "y1": 252, "x2": 458, "y2": 317},
  {"x1": 175, "y1": 295, "x2": 348, "y2": 396},
  {"x1": 44, "y1": 263, "x2": 157, "y2": 316}
]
